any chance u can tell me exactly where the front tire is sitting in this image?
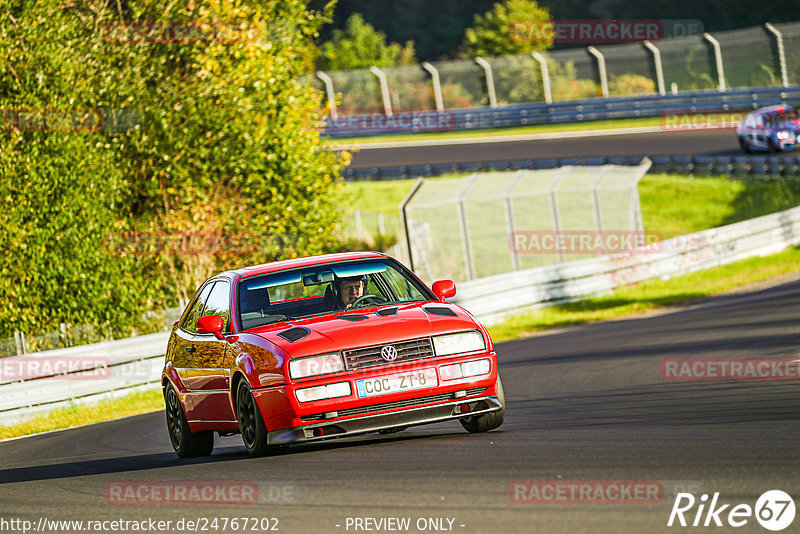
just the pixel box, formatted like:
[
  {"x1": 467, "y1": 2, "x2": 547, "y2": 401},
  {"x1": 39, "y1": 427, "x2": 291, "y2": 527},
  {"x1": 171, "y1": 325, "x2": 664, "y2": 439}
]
[
  {"x1": 767, "y1": 138, "x2": 778, "y2": 154},
  {"x1": 165, "y1": 384, "x2": 214, "y2": 458},
  {"x1": 236, "y1": 380, "x2": 269, "y2": 456},
  {"x1": 460, "y1": 376, "x2": 506, "y2": 433}
]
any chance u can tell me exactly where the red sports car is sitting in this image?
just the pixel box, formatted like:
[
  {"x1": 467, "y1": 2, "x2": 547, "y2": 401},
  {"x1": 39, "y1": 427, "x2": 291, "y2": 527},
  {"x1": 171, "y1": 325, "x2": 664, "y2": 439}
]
[{"x1": 162, "y1": 251, "x2": 505, "y2": 457}]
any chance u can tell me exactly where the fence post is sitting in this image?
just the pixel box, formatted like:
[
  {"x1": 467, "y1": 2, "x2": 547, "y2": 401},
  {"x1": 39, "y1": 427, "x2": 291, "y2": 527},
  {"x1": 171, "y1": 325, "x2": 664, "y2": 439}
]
[
  {"x1": 14, "y1": 331, "x2": 26, "y2": 355},
  {"x1": 630, "y1": 158, "x2": 651, "y2": 233},
  {"x1": 369, "y1": 66, "x2": 394, "y2": 117},
  {"x1": 765, "y1": 23, "x2": 789, "y2": 87},
  {"x1": 505, "y1": 171, "x2": 526, "y2": 270},
  {"x1": 422, "y1": 62, "x2": 444, "y2": 112},
  {"x1": 591, "y1": 167, "x2": 610, "y2": 237},
  {"x1": 474, "y1": 57, "x2": 498, "y2": 108},
  {"x1": 354, "y1": 209, "x2": 365, "y2": 241},
  {"x1": 549, "y1": 168, "x2": 569, "y2": 264},
  {"x1": 531, "y1": 51, "x2": 552, "y2": 104},
  {"x1": 316, "y1": 71, "x2": 338, "y2": 120},
  {"x1": 457, "y1": 175, "x2": 480, "y2": 280},
  {"x1": 643, "y1": 40, "x2": 666, "y2": 96},
  {"x1": 587, "y1": 46, "x2": 609, "y2": 98},
  {"x1": 399, "y1": 178, "x2": 425, "y2": 270},
  {"x1": 703, "y1": 33, "x2": 727, "y2": 91},
  {"x1": 377, "y1": 213, "x2": 386, "y2": 236}
]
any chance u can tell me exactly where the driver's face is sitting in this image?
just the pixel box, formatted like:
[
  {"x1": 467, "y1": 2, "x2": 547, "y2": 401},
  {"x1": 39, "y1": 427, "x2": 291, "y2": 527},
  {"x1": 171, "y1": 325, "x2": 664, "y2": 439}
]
[{"x1": 339, "y1": 280, "x2": 364, "y2": 306}]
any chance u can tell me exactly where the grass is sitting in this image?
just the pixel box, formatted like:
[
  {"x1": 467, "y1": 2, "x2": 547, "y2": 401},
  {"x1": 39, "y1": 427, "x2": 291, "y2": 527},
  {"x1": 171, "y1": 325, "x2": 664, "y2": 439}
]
[
  {"x1": 486, "y1": 246, "x2": 800, "y2": 343},
  {"x1": 0, "y1": 388, "x2": 164, "y2": 441},
  {"x1": 639, "y1": 175, "x2": 800, "y2": 238},
  {"x1": 325, "y1": 116, "x2": 665, "y2": 146},
  {"x1": 342, "y1": 173, "x2": 800, "y2": 239}
]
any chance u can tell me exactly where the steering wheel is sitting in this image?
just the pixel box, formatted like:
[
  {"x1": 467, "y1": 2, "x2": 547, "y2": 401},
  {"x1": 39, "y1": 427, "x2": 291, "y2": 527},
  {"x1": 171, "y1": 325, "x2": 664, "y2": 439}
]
[{"x1": 349, "y1": 294, "x2": 387, "y2": 309}]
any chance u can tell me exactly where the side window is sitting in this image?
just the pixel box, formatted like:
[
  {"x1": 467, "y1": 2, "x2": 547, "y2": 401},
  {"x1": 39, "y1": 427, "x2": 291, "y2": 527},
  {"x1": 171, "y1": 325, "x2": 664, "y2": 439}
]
[
  {"x1": 202, "y1": 280, "x2": 231, "y2": 333},
  {"x1": 182, "y1": 282, "x2": 215, "y2": 333}
]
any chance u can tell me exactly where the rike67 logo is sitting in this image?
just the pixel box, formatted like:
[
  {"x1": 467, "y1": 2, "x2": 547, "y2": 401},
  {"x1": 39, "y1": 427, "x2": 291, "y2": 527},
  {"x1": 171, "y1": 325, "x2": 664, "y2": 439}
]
[{"x1": 668, "y1": 490, "x2": 795, "y2": 531}]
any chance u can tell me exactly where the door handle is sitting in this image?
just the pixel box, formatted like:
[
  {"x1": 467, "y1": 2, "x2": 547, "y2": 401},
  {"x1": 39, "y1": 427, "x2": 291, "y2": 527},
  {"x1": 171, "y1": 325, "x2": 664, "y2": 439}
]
[{"x1": 185, "y1": 345, "x2": 196, "y2": 353}]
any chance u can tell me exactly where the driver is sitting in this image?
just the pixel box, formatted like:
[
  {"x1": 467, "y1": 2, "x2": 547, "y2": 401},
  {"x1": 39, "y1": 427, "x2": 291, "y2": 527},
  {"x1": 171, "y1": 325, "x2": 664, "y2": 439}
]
[{"x1": 332, "y1": 275, "x2": 367, "y2": 310}]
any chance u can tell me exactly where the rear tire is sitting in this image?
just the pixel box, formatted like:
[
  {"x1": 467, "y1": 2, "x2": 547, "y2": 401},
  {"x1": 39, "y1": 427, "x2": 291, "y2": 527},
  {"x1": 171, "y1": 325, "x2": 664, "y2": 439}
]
[
  {"x1": 738, "y1": 136, "x2": 752, "y2": 154},
  {"x1": 165, "y1": 384, "x2": 214, "y2": 458},
  {"x1": 460, "y1": 376, "x2": 506, "y2": 433},
  {"x1": 236, "y1": 380, "x2": 270, "y2": 456}
]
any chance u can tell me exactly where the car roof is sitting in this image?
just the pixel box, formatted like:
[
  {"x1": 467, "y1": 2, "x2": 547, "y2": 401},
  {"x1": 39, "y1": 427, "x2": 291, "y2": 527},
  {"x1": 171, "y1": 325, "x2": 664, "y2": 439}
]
[
  {"x1": 218, "y1": 251, "x2": 389, "y2": 280},
  {"x1": 750, "y1": 105, "x2": 797, "y2": 116}
]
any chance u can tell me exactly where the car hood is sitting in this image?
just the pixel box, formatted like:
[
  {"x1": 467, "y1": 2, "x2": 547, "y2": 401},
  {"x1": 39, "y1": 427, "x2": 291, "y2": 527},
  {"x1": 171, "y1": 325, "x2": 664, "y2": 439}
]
[{"x1": 248, "y1": 302, "x2": 479, "y2": 358}]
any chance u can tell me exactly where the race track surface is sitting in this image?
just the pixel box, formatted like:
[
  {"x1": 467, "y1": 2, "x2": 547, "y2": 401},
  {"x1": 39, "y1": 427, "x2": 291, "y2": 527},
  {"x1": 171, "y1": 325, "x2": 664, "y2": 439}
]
[
  {"x1": 348, "y1": 129, "x2": 740, "y2": 168},
  {"x1": 1, "y1": 281, "x2": 799, "y2": 534}
]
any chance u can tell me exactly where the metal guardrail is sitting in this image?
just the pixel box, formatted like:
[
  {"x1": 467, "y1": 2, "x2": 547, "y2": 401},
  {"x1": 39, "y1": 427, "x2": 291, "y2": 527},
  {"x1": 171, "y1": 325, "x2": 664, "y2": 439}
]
[
  {"x1": 3, "y1": 204, "x2": 799, "y2": 426},
  {"x1": 453, "y1": 205, "x2": 800, "y2": 326},
  {"x1": 325, "y1": 85, "x2": 800, "y2": 138},
  {"x1": 343, "y1": 154, "x2": 800, "y2": 181},
  {"x1": 0, "y1": 332, "x2": 168, "y2": 425}
]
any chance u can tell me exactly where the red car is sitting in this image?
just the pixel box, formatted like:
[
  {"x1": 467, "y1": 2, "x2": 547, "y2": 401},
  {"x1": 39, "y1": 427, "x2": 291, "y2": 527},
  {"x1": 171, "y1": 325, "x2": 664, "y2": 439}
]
[{"x1": 162, "y1": 251, "x2": 505, "y2": 457}]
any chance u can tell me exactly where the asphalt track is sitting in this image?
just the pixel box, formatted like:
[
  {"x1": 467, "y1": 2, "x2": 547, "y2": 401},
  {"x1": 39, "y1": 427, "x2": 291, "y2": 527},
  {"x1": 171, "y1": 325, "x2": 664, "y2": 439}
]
[
  {"x1": 2, "y1": 280, "x2": 799, "y2": 533},
  {"x1": 347, "y1": 128, "x2": 740, "y2": 169}
]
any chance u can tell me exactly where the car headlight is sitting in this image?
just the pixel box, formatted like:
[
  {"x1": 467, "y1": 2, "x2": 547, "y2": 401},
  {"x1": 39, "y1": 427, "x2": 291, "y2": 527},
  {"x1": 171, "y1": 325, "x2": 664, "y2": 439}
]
[
  {"x1": 432, "y1": 330, "x2": 485, "y2": 357},
  {"x1": 288, "y1": 353, "x2": 345, "y2": 379},
  {"x1": 777, "y1": 130, "x2": 791, "y2": 140},
  {"x1": 296, "y1": 381, "x2": 351, "y2": 403}
]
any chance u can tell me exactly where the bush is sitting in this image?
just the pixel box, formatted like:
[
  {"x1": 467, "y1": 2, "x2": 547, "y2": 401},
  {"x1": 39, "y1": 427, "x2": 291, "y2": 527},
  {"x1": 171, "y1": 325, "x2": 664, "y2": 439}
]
[
  {"x1": 0, "y1": 0, "x2": 347, "y2": 339},
  {"x1": 609, "y1": 73, "x2": 656, "y2": 96},
  {"x1": 549, "y1": 60, "x2": 601, "y2": 100}
]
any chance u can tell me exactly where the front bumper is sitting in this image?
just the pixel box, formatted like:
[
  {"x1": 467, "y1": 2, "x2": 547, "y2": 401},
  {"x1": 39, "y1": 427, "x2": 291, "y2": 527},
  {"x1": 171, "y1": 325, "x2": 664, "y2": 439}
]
[{"x1": 266, "y1": 393, "x2": 503, "y2": 445}]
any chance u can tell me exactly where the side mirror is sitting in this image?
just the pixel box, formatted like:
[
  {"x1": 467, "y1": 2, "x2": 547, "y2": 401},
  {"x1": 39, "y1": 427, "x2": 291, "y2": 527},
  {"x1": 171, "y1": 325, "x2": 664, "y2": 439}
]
[
  {"x1": 197, "y1": 314, "x2": 224, "y2": 340},
  {"x1": 431, "y1": 280, "x2": 456, "y2": 301}
]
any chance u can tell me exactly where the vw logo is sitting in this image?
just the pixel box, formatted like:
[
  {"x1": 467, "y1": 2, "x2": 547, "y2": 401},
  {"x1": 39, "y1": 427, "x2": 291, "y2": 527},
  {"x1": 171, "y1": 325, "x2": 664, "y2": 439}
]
[{"x1": 380, "y1": 345, "x2": 398, "y2": 362}]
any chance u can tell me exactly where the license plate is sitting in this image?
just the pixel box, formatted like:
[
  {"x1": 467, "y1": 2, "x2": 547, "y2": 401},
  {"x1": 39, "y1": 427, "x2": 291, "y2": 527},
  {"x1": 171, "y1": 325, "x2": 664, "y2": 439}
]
[{"x1": 356, "y1": 368, "x2": 438, "y2": 398}]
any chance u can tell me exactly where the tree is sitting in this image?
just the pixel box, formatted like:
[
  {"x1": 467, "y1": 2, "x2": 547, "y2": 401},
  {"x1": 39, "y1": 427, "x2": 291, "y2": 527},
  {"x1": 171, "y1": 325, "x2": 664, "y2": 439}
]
[
  {"x1": 0, "y1": 0, "x2": 347, "y2": 339},
  {"x1": 461, "y1": 0, "x2": 553, "y2": 58},
  {"x1": 317, "y1": 13, "x2": 416, "y2": 70}
]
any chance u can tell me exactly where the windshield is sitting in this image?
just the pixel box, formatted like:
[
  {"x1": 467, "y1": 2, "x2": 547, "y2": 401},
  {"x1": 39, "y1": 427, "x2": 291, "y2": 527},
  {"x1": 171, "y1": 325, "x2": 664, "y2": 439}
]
[
  {"x1": 763, "y1": 109, "x2": 800, "y2": 129},
  {"x1": 237, "y1": 259, "x2": 433, "y2": 330}
]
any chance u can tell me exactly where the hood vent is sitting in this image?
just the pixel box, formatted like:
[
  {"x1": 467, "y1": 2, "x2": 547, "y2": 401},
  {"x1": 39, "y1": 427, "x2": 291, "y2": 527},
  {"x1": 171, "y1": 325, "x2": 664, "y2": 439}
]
[
  {"x1": 375, "y1": 307, "x2": 398, "y2": 316},
  {"x1": 277, "y1": 326, "x2": 311, "y2": 342},
  {"x1": 335, "y1": 314, "x2": 369, "y2": 322},
  {"x1": 422, "y1": 306, "x2": 457, "y2": 317}
]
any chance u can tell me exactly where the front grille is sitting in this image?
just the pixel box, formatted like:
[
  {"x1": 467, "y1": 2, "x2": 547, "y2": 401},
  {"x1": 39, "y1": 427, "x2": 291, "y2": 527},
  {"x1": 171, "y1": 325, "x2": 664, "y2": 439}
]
[
  {"x1": 300, "y1": 387, "x2": 487, "y2": 421},
  {"x1": 343, "y1": 337, "x2": 434, "y2": 370}
]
